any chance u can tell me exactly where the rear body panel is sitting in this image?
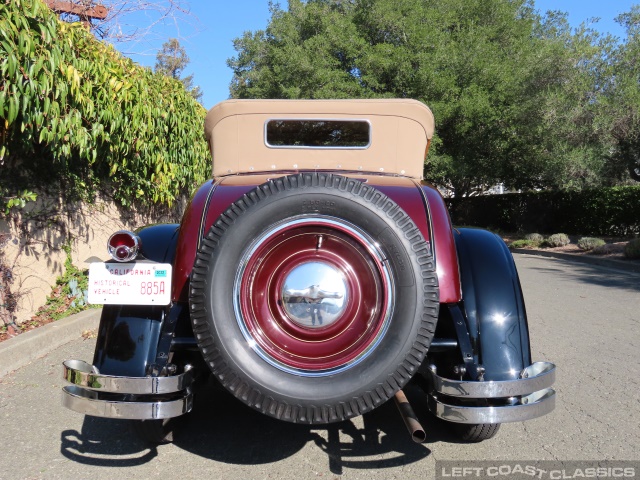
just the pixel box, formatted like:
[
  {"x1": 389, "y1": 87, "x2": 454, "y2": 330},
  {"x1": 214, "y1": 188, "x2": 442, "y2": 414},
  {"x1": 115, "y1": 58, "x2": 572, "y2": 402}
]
[{"x1": 170, "y1": 173, "x2": 462, "y2": 305}]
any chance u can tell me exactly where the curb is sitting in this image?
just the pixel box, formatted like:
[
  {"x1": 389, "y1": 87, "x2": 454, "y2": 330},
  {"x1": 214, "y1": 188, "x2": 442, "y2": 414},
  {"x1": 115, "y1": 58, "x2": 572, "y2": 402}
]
[
  {"x1": 0, "y1": 308, "x2": 101, "y2": 378},
  {"x1": 512, "y1": 249, "x2": 640, "y2": 274}
]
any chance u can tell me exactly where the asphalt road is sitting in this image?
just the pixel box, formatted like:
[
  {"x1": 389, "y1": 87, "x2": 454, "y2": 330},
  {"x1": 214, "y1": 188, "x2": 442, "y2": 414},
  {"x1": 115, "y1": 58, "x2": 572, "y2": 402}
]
[{"x1": 0, "y1": 254, "x2": 638, "y2": 480}]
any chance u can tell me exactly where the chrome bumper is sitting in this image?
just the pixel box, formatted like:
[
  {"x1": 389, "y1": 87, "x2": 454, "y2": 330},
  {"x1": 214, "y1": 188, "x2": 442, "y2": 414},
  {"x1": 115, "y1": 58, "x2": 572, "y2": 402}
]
[
  {"x1": 426, "y1": 361, "x2": 556, "y2": 424},
  {"x1": 61, "y1": 359, "x2": 194, "y2": 420}
]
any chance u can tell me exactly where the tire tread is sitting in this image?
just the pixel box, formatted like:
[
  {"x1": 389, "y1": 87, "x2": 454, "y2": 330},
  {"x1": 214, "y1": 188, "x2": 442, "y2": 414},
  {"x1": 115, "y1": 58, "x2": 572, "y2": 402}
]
[{"x1": 454, "y1": 423, "x2": 501, "y2": 442}]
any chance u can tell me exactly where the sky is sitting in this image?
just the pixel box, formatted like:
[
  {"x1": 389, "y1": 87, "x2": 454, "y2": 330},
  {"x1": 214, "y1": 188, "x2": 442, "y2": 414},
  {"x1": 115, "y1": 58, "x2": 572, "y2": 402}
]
[{"x1": 114, "y1": 0, "x2": 637, "y2": 110}]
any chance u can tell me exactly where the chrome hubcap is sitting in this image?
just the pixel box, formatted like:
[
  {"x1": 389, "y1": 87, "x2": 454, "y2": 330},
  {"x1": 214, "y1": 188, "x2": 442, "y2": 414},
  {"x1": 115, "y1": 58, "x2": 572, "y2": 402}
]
[{"x1": 282, "y1": 261, "x2": 348, "y2": 328}]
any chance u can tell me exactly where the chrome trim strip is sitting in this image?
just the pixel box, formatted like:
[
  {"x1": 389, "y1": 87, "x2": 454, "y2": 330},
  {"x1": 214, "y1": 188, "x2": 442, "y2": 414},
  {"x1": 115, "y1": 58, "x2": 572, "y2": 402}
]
[
  {"x1": 413, "y1": 180, "x2": 436, "y2": 265},
  {"x1": 428, "y1": 362, "x2": 555, "y2": 398},
  {"x1": 62, "y1": 386, "x2": 192, "y2": 420},
  {"x1": 197, "y1": 179, "x2": 220, "y2": 250},
  {"x1": 63, "y1": 360, "x2": 194, "y2": 394},
  {"x1": 427, "y1": 388, "x2": 555, "y2": 424}
]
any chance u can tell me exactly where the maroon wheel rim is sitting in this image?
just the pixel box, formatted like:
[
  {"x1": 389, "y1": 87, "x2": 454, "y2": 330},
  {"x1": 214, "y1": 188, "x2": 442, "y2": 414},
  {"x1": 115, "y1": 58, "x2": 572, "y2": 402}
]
[{"x1": 234, "y1": 216, "x2": 394, "y2": 374}]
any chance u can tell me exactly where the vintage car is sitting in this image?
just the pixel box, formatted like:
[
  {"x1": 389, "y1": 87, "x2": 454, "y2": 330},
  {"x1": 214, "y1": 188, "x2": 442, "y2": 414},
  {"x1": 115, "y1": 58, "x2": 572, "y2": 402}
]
[{"x1": 62, "y1": 99, "x2": 555, "y2": 444}]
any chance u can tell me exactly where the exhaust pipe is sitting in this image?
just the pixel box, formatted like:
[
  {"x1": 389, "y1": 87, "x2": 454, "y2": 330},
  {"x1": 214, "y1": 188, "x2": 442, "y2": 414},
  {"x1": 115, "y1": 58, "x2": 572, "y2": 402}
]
[{"x1": 394, "y1": 389, "x2": 426, "y2": 443}]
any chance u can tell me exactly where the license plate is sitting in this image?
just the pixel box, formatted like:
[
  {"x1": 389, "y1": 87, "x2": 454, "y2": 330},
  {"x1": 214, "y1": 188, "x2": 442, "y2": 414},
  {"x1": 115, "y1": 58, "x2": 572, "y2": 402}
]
[{"x1": 88, "y1": 263, "x2": 172, "y2": 305}]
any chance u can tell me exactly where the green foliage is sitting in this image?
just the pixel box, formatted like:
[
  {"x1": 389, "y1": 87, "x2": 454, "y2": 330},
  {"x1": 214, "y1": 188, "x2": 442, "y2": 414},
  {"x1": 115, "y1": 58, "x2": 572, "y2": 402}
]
[
  {"x1": 227, "y1": 0, "x2": 623, "y2": 195},
  {"x1": 605, "y1": 7, "x2": 640, "y2": 183},
  {"x1": 546, "y1": 233, "x2": 570, "y2": 247},
  {"x1": 0, "y1": 256, "x2": 17, "y2": 327},
  {"x1": 509, "y1": 239, "x2": 540, "y2": 250},
  {"x1": 448, "y1": 186, "x2": 640, "y2": 236},
  {"x1": 511, "y1": 233, "x2": 544, "y2": 249},
  {"x1": 624, "y1": 238, "x2": 640, "y2": 259},
  {"x1": 524, "y1": 233, "x2": 544, "y2": 243},
  {"x1": 1, "y1": 188, "x2": 37, "y2": 214},
  {"x1": 577, "y1": 237, "x2": 605, "y2": 251},
  {"x1": 0, "y1": 0, "x2": 210, "y2": 208},
  {"x1": 34, "y1": 246, "x2": 93, "y2": 321}
]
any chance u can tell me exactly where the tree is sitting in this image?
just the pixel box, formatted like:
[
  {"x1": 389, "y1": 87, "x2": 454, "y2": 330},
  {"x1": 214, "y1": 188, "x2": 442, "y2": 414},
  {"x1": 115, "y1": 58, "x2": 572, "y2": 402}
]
[
  {"x1": 523, "y1": 12, "x2": 617, "y2": 189},
  {"x1": 155, "y1": 38, "x2": 203, "y2": 103},
  {"x1": 605, "y1": 7, "x2": 640, "y2": 182},
  {"x1": 228, "y1": 0, "x2": 616, "y2": 196}
]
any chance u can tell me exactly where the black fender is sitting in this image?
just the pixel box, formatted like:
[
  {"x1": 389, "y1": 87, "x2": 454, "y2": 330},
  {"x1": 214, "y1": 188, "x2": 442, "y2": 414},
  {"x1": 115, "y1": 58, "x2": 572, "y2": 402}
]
[
  {"x1": 92, "y1": 305, "x2": 166, "y2": 376},
  {"x1": 453, "y1": 228, "x2": 532, "y2": 381},
  {"x1": 135, "y1": 223, "x2": 180, "y2": 263},
  {"x1": 93, "y1": 224, "x2": 180, "y2": 377}
]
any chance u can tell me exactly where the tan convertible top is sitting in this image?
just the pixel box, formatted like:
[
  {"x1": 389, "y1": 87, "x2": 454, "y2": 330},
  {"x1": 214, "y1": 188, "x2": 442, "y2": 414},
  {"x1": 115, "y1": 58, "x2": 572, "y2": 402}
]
[{"x1": 205, "y1": 99, "x2": 435, "y2": 179}]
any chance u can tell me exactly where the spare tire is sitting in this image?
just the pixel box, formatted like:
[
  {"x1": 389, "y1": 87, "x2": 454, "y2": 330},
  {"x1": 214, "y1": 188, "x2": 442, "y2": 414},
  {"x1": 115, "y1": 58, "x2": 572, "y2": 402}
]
[{"x1": 189, "y1": 173, "x2": 438, "y2": 424}]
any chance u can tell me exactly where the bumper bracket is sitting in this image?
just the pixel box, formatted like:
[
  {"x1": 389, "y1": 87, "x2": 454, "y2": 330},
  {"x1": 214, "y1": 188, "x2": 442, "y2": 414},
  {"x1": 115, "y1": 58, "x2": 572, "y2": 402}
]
[
  {"x1": 61, "y1": 359, "x2": 193, "y2": 420},
  {"x1": 426, "y1": 361, "x2": 556, "y2": 424}
]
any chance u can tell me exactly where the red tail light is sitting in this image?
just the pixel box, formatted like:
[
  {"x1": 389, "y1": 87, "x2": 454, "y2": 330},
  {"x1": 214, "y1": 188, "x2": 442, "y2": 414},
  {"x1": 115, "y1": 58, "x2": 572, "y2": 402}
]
[{"x1": 107, "y1": 231, "x2": 140, "y2": 262}]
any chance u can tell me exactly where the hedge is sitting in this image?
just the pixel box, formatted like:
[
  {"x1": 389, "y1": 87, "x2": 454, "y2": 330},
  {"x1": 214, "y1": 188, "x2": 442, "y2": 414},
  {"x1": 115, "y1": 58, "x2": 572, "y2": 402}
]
[
  {"x1": 446, "y1": 186, "x2": 640, "y2": 236},
  {"x1": 0, "y1": 0, "x2": 210, "y2": 207}
]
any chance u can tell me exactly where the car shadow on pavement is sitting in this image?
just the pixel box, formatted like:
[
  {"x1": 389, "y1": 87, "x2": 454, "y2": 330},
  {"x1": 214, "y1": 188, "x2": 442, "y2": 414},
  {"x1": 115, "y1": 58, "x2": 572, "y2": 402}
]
[
  {"x1": 527, "y1": 258, "x2": 640, "y2": 293},
  {"x1": 172, "y1": 381, "x2": 436, "y2": 474},
  {"x1": 60, "y1": 418, "x2": 160, "y2": 467},
  {"x1": 59, "y1": 380, "x2": 468, "y2": 473}
]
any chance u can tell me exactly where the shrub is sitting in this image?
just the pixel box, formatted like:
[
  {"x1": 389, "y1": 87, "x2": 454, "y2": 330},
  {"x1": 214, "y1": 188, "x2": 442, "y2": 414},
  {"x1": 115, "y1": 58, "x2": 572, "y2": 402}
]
[
  {"x1": 592, "y1": 244, "x2": 613, "y2": 255},
  {"x1": 577, "y1": 237, "x2": 606, "y2": 251},
  {"x1": 31, "y1": 246, "x2": 94, "y2": 322},
  {"x1": 546, "y1": 233, "x2": 570, "y2": 247},
  {"x1": 624, "y1": 238, "x2": 640, "y2": 259},
  {"x1": 509, "y1": 239, "x2": 539, "y2": 249},
  {"x1": 447, "y1": 186, "x2": 640, "y2": 236},
  {"x1": 524, "y1": 233, "x2": 544, "y2": 243}
]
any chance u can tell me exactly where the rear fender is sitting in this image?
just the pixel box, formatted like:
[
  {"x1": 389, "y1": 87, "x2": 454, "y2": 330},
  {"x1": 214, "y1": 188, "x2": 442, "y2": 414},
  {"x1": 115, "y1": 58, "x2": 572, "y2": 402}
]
[
  {"x1": 136, "y1": 223, "x2": 180, "y2": 263},
  {"x1": 453, "y1": 228, "x2": 532, "y2": 381}
]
